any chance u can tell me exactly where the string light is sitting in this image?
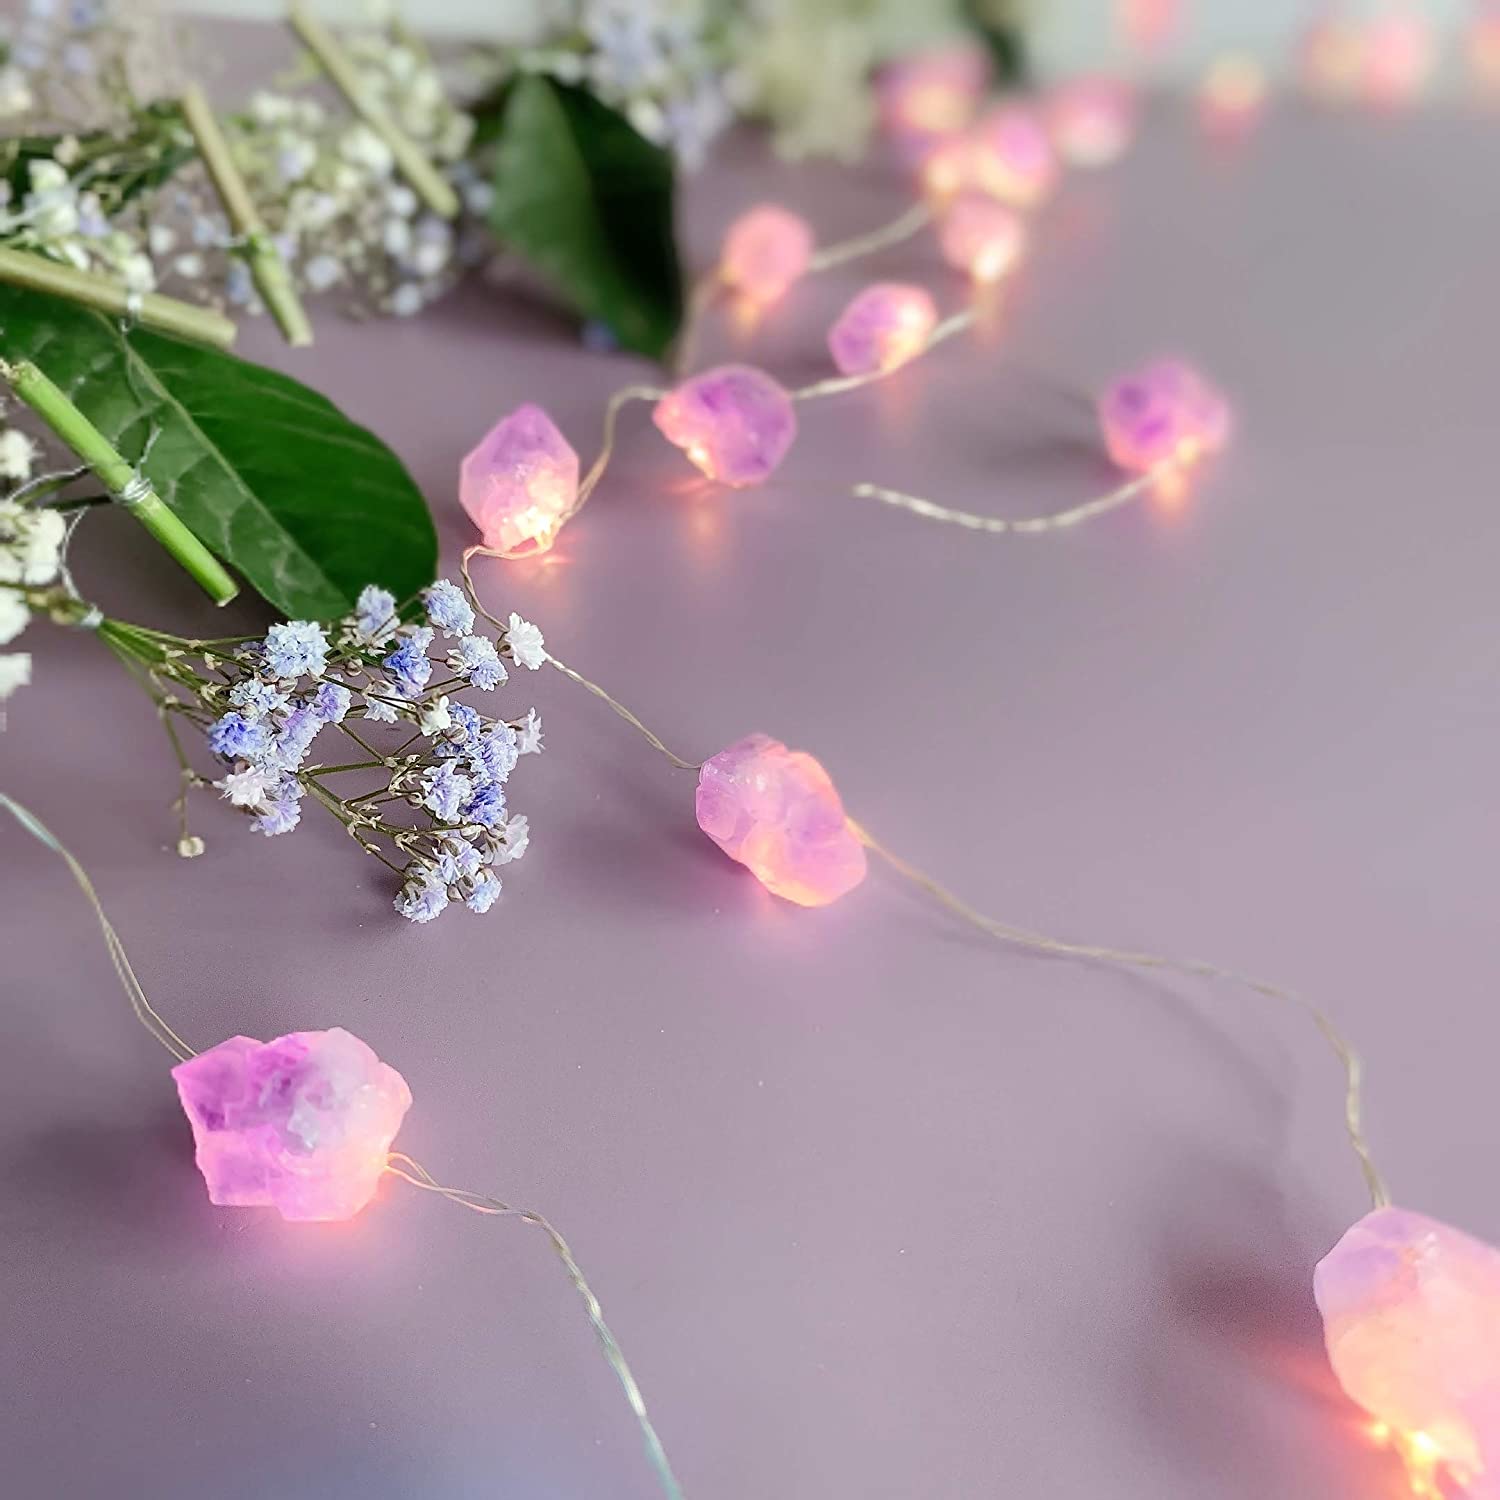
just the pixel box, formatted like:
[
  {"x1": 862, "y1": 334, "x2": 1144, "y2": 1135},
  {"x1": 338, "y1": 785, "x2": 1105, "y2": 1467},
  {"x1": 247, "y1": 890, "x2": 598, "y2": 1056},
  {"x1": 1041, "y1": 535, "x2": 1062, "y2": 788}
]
[
  {"x1": 873, "y1": 42, "x2": 991, "y2": 159},
  {"x1": 970, "y1": 104, "x2": 1060, "y2": 207},
  {"x1": 827, "y1": 283, "x2": 940, "y2": 376},
  {"x1": 718, "y1": 204, "x2": 815, "y2": 306},
  {"x1": 459, "y1": 402, "x2": 580, "y2": 557},
  {"x1": 1298, "y1": 14, "x2": 1366, "y2": 101},
  {"x1": 1362, "y1": 9, "x2": 1437, "y2": 108},
  {"x1": 1199, "y1": 54, "x2": 1271, "y2": 135},
  {"x1": 1045, "y1": 75, "x2": 1139, "y2": 168},
  {"x1": 938, "y1": 194, "x2": 1027, "y2": 282},
  {"x1": 652, "y1": 364, "x2": 798, "y2": 486}
]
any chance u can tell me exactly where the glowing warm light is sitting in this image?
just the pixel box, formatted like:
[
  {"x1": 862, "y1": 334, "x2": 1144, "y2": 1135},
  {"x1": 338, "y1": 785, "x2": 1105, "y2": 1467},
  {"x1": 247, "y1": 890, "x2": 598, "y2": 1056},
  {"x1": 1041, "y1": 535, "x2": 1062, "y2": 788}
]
[
  {"x1": 1470, "y1": 8, "x2": 1500, "y2": 97},
  {"x1": 827, "y1": 283, "x2": 939, "y2": 376},
  {"x1": 875, "y1": 44, "x2": 991, "y2": 156},
  {"x1": 1199, "y1": 54, "x2": 1270, "y2": 135},
  {"x1": 1118, "y1": 0, "x2": 1181, "y2": 54},
  {"x1": 172, "y1": 1029, "x2": 412, "y2": 1223},
  {"x1": 652, "y1": 365, "x2": 797, "y2": 488},
  {"x1": 1316, "y1": 1206, "x2": 1500, "y2": 1500},
  {"x1": 971, "y1": 105, "x2": 1059, "y2": 206},
  {"x1": 1363, "y1": 12, "x2": 1436, "y2": 108},
  {"x1": 459, "y1": 402, "x2": 579, "y2": 557},
  {"x1": 938, "y1": 195, "x2": 1025, "y2": 283},
  {"x1": 1098, "y1": 359, "x2": 1231, "y2": 475},
  {"x1": 918, "y1": 132, "x2": 979, "y2": 201},
  {"x1": 696, "y1": 734, "x2": 867, "y2": 907},
  {"x1": 719, "y1": 205, "x2": 815, "y2": 305},
  {"x1": 1046, "y1": 75, "x2": 1138, "y2": 168},
  {"x1": 1298, "y1": 16, "x2": 1365, "y2": 101}
]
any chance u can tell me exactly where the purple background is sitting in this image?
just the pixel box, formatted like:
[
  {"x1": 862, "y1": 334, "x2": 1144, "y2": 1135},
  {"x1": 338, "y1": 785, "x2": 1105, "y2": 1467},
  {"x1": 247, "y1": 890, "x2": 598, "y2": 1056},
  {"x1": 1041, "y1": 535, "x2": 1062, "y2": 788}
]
[{"x1": 5, "y1": 23, "x2": 1500, "y2": 1499}]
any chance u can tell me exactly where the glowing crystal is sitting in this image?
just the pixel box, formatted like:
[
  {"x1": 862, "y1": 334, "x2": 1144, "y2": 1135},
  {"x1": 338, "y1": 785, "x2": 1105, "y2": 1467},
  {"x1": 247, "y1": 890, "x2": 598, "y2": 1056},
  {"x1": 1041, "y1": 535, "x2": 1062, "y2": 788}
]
[
  {"x1": 1098, "y1": 359, "x2": 1230, "y2": 473},
  {"x1": 918, "y1": 132, "x2": 980, "y2": 200},
  {"x1": 719, "y1": 206, "x2": 814, "y2": 305},
  {"x1": 696, "y1": 734, "x2": 867, "y2": 907},
  {"x1": 1470, "y1": 9, "x2": 1500, "y2": 97},
  {"x1": 1119, "y1": 0, "x2": 1181, "y2": 54},
  {"x1": 460, "y1": 403, "x2": 579, "y2": 557},
  {"x1": 1315, "y1": 1207, "x2": 1500, "y2": 1499},
  {"x1": 1199, "y1": 54, "x2": 1269, "y2": 135},
  {"x1": 1298, "y1": 17, "x2": 1365, "y2": 100},
  {"x1": 1047, "y1": 76, "x2": 1138, "y2": 167},
  {"x1": 938, "y1": 195, "x2": 1025, "y2": 283},
  {"x1": 1364, "y1": 13, "x2": 1436, "y2": 108},
  {"x1": 827, "y1": 283, "x2": 939, "y2": 376},
  {"x1": 875, "y1": 44, "x2": 990, "y2": 157},
  {"x1": 971, "y1": 105, "x2": 1059, "y2": 206},
  {"x1": 652, "y1": 365, "x2": 797, "y2": 487},
  {"x1": 172, "y1": 1028, "x2": 412, "y2": 1223}
]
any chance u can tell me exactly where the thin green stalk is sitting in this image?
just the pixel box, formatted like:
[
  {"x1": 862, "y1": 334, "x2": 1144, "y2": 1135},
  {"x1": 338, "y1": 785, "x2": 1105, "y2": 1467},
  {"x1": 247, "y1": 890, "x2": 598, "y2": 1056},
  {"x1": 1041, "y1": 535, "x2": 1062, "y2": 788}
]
[
  {"x1": 179, "y1": 83, "x2": 312, "y2": 348},
  {"x1": 0, "y1": 360, "x2": 239, "y2": 606},
  {"x1": 0, "y1": 245, "x2": 237, "y2": 349}
]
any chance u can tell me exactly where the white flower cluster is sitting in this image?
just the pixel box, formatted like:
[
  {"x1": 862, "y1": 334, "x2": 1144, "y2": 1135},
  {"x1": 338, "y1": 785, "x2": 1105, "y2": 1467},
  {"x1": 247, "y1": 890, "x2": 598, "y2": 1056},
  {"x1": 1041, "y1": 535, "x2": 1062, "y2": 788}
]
[
  {"x1": 0, "y1": 491, "x2": 65, "y2": 706},
  {"x1": 521, "y1": 0, "x2": 735, "y2": 170},
  {"x1": 224, "y1": 32, "x2": 479, "y2": 319}
]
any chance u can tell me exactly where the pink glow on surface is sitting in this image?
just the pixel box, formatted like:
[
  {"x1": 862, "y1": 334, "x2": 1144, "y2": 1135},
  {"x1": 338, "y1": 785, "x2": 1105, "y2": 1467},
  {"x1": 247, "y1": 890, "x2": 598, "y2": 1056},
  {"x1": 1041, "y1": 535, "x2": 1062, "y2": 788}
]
[
  {"x1": 971, "y1": 105, "x2": 1059, "y2": 206},
  {"x1": 696, "y1": 734, "x2": 867, "y2": 907},
  {"x1": 827, "y1": 283, "x2": 939, "y2": 376},
  {"x1": 1315, "y1": 1207, "x2": 1500, "y2": 1499},
  {"x1": 172, "y1": 1029, "x2": 412, "y2": 1223},
  {"x1": 1046, "y1": 76, "x2": 1138, "y2": 167},
  {"x1": 653, "y1": 365, "x2": 797, "y2": 488},
  {"x1": 938, "y1": 196, "x2": 1025, "y2": 283},
  {"x1": 875, "y1": 44, "x2": 990, "y2": 156},
  {"x1": 719, "y1": 206, "x2": 815, "y2": 305},
  {"x1": 1098, "y1": 359, "x2": 1230, "y2": 474},
  {"x1": 460, "y1": 403, "x2": 579, "y2": 557}
]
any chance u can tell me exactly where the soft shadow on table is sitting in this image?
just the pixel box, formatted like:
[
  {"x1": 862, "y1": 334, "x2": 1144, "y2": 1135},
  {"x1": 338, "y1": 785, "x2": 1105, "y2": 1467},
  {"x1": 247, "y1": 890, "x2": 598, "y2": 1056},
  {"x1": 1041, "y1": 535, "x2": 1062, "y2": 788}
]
[{"x1": 1129, "y1": 1151, "x2": 1405, "y2": 1499}]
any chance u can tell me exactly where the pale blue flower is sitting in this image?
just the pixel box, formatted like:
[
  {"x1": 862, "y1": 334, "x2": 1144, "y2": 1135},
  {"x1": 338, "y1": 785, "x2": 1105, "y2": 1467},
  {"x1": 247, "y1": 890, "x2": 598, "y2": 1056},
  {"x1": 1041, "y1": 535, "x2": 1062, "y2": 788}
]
[
  {"x1": 395, "y1": 873, "x2": 449, "y2": 923},
  {"x1": 353, "y1": 584, "x2": 399, "y2": 645},
  {"x1": 462, "y1": 780, "x2": 506, "y2": 828},
  {"x1": 421, "y1": 760, "x2": 470, "y2": 822},
  {"x1": 311, "y1": 682, "x2": 352, "y2": 724},
  {"x1": 251, "y1": 791, "x2": 302, "y2": 837},
  {"x1": 449, "y1": 633, "x2": 506, "y2": 690},
  {"x1": 465, "y1": 871, "x2": 502, "y2": 913},
  {"x1": 263, "y1": 620, "x2": 329, "y2": 680},
  {"x1": 228, "y1": 678, "x2": 288, "y2": 721},
  {"x1": 384, "y1": 626, "x2": 433, "y2": 694},
  {"x1": 269, "y1": 705, "x2": 321, "y2": 772},
  {"x1": 423, "y1": 579, "x2": 474, "y2": 638},
  {"x1": 471, "y1": 723, "x2": 518, "y2": 784},
  {"x1": 207, "y1": 711, "x2": 270, "y2": 762},
  {"x1": 435, "y1": 838, "x2": 483, "y2": 886}
]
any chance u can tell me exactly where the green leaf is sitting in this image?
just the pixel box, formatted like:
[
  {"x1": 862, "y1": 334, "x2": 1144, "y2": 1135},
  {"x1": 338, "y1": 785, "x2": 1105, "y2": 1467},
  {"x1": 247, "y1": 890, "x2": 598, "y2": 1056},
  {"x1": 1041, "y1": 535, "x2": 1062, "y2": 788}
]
[
  {"x1": 962, "y1": 0, "x2": 1029, "y2": 83},
  {"x1": 0, "y1": 285, "x2": 437, "y2": 619},
  {"x1": 488, "y1": 75, "x2": 682, "y2": 360}
]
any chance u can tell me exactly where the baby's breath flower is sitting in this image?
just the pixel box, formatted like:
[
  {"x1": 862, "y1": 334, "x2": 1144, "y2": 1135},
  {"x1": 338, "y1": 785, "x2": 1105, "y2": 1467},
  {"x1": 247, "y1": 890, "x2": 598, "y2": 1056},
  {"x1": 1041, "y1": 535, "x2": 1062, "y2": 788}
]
[{"x1": 505, "y1": 613, "x2": 546, "y2": 670}]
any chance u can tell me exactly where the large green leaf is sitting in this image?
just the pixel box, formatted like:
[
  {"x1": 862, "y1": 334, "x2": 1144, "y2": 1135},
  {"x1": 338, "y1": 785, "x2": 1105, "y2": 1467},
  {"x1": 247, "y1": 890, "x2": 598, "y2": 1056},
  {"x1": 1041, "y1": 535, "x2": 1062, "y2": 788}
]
[
  {"x1": 487, "y1": 75, "x2": 682, "y2": 360},
  {"x1": 0, "y1": 285, "x2": 436, "y2": 618}
]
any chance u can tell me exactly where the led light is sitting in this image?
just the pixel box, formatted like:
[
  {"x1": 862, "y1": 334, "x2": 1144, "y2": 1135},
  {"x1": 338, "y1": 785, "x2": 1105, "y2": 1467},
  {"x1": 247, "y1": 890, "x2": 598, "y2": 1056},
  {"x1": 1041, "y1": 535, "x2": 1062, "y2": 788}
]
[
  {"x1": 938, "y1": 195, "x2": 1025, "y2": 283},
  {"x1": 827, "y1": 283, "x2": 940, "y2": 376},
  {"x1": 1047, "y1": 75, "x2": 1138, "y2": 168},
  {"x1": 460, "y1": 403, "x2": 579, "y2": 557},
  {"x1": 652, "y1": 365, "x2": 797, "y2": 488},
  {"x1": 719, "y1": 205, "x2": 815, "y2": 305}
]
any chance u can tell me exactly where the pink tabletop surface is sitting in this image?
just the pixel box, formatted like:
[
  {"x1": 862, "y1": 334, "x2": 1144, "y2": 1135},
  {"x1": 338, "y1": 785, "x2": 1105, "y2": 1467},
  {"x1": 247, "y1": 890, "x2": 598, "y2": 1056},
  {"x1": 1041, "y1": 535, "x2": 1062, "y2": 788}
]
[{"x1": 4, "y1": 23, "x2": 1499, "y2": 1499}]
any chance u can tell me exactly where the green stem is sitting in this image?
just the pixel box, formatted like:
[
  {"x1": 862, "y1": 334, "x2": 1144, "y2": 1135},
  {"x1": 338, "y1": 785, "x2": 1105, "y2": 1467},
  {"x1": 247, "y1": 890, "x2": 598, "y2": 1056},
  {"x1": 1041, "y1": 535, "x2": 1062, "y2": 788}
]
[
  {"x1": 1, "y1": 360, "x2": 239, "y2": 606},
  {"x1": 0, "y1": 245, "x2": 238, "y2": 349},
  {"x1": 179, "y1": 83, "x2": 313, "y2": 349},
  {"x1": 287, "y1": 0, "x2": 460, "y2": 220}
]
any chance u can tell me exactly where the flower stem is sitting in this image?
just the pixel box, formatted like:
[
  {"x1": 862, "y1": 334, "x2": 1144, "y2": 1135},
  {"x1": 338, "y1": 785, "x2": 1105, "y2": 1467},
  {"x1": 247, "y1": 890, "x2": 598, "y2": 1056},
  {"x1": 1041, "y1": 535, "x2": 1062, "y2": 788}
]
[
  {"x1": 287, "y1": 0, "x2": 460, "y2": 220},
  {"x1": 0, "y1": 246, "x2": 238, "y2": 350},
  {"x1": 0, "y1": 359, "x2": 239, "y2": 606},
  {"x1": 179, "y1": 83, "x2": 313, "y2": 349}
]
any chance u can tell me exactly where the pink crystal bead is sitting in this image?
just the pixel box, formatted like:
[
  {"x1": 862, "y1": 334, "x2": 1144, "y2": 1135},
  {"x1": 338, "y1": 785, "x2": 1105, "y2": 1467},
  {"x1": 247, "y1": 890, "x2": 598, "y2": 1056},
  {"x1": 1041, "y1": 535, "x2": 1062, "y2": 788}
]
[
  {"x1": 696, "y1": 734, "x2": 867, "y2": 907},
  {"x1": 1046, "y1": 76, "x2": 1138, "y2": 167},
  {"x1": 918, "y1": 131, "x2": 980, "y2": 200},
  {"x1": 827, "y1": 283, "x2": 939, "y2": 376},
  {"x1": 460, "y1": 403, "x2": 579, "y2": 557},
  {"x1": 719, "y1": 205, "x2": 814, "y2": 305},
  {"x1": 1198, "y1": 54, "x2": 1269, "y2": 135},
  {"x1": 1470, "y1": 8, "x2": 1500, "y2": 96},
  {"x1": 1315, "y1": 1206, "x2": 1500, "y2": 1499},
  {"x1": 1363, "y1": 13, "x2": 1436, "y2": 108},
  {"x1": 172, "y1": 1028, "x2": 412, "y2": 1223},
  {"x1": 971, "y1": 105, "x2": 1059, "y2": 206},
  {"x1": 1119, "y1": 0, "x2": 1182, "y2": 55},
  {"x1": 1298, "y1": 17, "x2": 1365, "y2": 100},
  {"x1": 938, "y1": 195, "x2": 1026, "y2": 283},
  {"x1": 875, "y1": 44, "x2": 991, "y2": 157},
  {"x1": 1098, "y1": 359, "x2": 1230, "y2": 473},
  {"x1": 652, "y1": 365, "x2": 797, "y2": 488}
]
